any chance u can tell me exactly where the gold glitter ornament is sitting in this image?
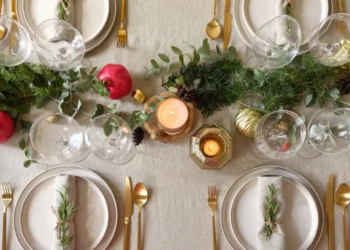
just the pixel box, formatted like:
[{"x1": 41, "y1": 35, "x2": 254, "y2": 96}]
[
  {"x1": 274, "y1": 120, "x2": 289, "y2": 133},
  {"x1": 131, "y1": 89, "x2": 146, "y2": 104},
  {"x1": 234, "y1": 108, "x2": 262, "y2": 138}
]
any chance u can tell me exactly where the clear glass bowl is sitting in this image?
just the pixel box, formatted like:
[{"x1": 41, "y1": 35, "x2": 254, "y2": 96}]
[
  {"x1": 85, "y1": 114, "x2": 136, "y2": 165},
  {"x1": 0, "y1": 15, "x2": 31, "y2": 66},
  {"x1": 253, "y1": 110, "x2": 306, "y2": 159},
  {"x1": 253, "y1": 15, "x2": 301, "y2": 69},
  {"x1": 308, "y1": 13, "x2": 350, "y2": 67},
  {"x1": 30, "y1": 113, "x2": 89, "y2": 164},
  {"x1": 33, "y1": 18, "x2": 85, "y2": 71}
]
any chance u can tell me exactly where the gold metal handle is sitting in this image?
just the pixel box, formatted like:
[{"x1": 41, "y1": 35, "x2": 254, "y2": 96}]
[
  {"x1": 137, "y1": 209, "x2": 141, "y2": 250},
  {"x1": 123, "y1": 217, "x2": 130, "y2": 250},
  {"x1": 328, "y1": 216, "x2": 334, "y2": 250},
  {"x1": 121, "y1": 0, "x2": 126, "y2": 26},
  {"x1": 11, "y1": 0, "x2": 17, "y2": 21},
  {"x1": 2, "y1": 211, "x2": 6, "y2": 250},
  {"x1": 212, "y1": 214, "x2": 217, "y2": 250},
  {"x1": 338, "y1": 0, "x2": 344, "y2": 13},
  {"x1": 342, "y1": 209, "x2": 348, "y2": 250},
  {"x1": 213, "y1": 0, "x2": 217, "y2": 18}
]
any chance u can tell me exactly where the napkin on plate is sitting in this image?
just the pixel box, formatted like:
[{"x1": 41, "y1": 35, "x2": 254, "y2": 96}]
[
  {"x1": 55, "y1": 0, "x2": 75, "y2": 25},
  {"x1": 257, "y1": 176, "x2": 286, "y2": 250},
  {"x1": 52, "y1": 175, "x2": 76, "y2": 250},
  {"x1": 275, "y1": 0, "x2": 289, "y2": 45}
]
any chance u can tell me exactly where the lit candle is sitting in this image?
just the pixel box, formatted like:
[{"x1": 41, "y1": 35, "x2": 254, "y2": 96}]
[
  {"x1": 202, "y1": 139, "x2": 221, "y2": 157},
  {"x1": 156, "y1": 98, "x2": 189, "y2": 135}
]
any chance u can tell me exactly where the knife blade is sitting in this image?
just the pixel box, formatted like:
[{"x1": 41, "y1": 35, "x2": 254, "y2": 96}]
[
  {"x1": 223, "y1": 0, "x2": 231, "y2": 50},
  {"x1": 124, "y1": 176, "x2": 132, "y2": 250},
  {"x1": 326, "y1": 174, "x2": 334, "y2": 250}
]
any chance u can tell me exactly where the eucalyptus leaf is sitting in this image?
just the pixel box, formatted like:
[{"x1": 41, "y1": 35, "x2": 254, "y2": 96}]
[
  {"x1": 179, "y1": 55, "x2": 185, "y2": 68},
  {"x1": 186, "y1": 42, "x2": 196, "y2": 50},
  {"x1": 192, "y1": 50, "x2": 200, "y2": 65},
  {"x1": 108, "y1": 103, "x2": 117, "y2": 114},
  {"x1": 305, "y1": 93, "x2": 313, "y2": 107},
  {"x1": 61, "y1": 74, "x2": 71, "y2": 81},
  {"x1": 150, "y1": 102, "x2": 157, "y2": 112},
  {"x1": 151, "y1": 59, "x2": 160, "y2": 69},
  {"x1": 143, "y1": 70, "x2": 151, "y2": 79},
  {"x1": 216, "y1": 45, "x2": 223, "y2": 56},
  {"x1": 166, "y1": 63, "x2": 171, "y2": 72},
  {"x1": 19, "y1": 137, "x2": 26, "y2": 150},
  {"x1": 90, "y1": 66, "x2": 97, "y2": 74},
  {"x1": 63, "y1": 82, "x2": 71, "y2": 89},
  {"x1": 35, "y1": 95, "x2": 49, "y2": 109},
  {"x1": 20, "y1": 120, "x2": 32, "y2": 131},
  {"x1": 99, "y1": 87, "x2": 110, "y2": 97},
  {"x1": 329, "y1": 88, "x2": 340, "y2": 100},
  {"x1": 24, "y1": 149, "x2": 32, "y2": 158},
  {"x1": 93, "y1": 81, "x2": 104, "y2": 93},
  {"x1": 158, "y1": 53, "x2": 170, "y2": 63},
  {"x1": 227, "y1": 47, "x2": 236, "y2": 59},
  {"x1": 91, "y1": 104, "x2": 104, "y2": 120},
  {"x1": 103, "y1": 121, "x2": 113, "y2": 136},
  {"x1": 24, "y1": 160, "x2": 31, "y2": 168},
  {"x1": 202, "y1": 39, "x2": 210, "y2": 55},
  {"x1": 152, "y1": 67, "x2": 160, "y2": 75},
  {"x1": 140, "y1": 114, "x2": 149, "y2": 121},
  {"x1": 158, "y1": 96, "x2": 165, "y2": 102},
  {"x1": 171, "y1": 46, "x2": 183, "y2": 55},
  {"x1": 317, "y1": 97, "x2": 324, "y2": 108}
]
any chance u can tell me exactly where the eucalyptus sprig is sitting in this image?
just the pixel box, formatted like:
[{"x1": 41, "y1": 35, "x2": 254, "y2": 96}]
[
  {"x1": 264, "y1": 184, "x2": 280, "y2": 240},
  {"x1": 51, "y1": 185, "x2": 78, "y2": 249},
  {"x1": 18, "y1": 120, "x2": 38, "y2": 168}
]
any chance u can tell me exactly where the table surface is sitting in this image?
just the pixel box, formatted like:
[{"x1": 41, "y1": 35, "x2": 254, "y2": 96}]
[{"x1": 1, "y1": 0, "x2": 350, "y2": 249}]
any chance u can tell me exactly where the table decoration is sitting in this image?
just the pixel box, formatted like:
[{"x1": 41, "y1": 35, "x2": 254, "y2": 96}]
[
  {"x1": 234, "y1": 108, "x2": 262, "y2": 139},
  {"x1": 205, "y1": 0, "x2": 221, "y2": 40},
  {"x1": 132, "y1": 183, "x2": 148, "y2": 250},
  {"x1": 117, "y1": 0, "x2": 127, "y2": 48},
  {"x1": 156, "y1": 97, "x2": 189, "y2": 135},
  {"x1": 98, "y1": 64, "x2": 132, "y2": 100},
  {"x1": 131, "y1": 89, "x2": 146, "y2": 104},
  {"x1": 51, "y1": 175, "x2": 77, "y2": 250},
  {"x1": 223, "y1": 0, "x2": 230, "y2": 50},
  {"x1": 326, "y1": 174, "x2": 335, "y2": 250},
  {"x1": 124, "y1": 177, "x2": 132, "y2": 250},
  {"x1": 257, "y1": 177, "x2": 285, "y2": 249},
  {"x1": 14, "y1": 166, "x2": 117, "y2": 250},
  {"x1": 207, "y1": 186, "x2": 218, "y2": 250},
  {"x1": 190, "y1": 124, "x2": 234, "y2": 170},
  {"x1": 1, "y1": 182, "x2": 13, "y2": 250},
  {"x1": 222, "y1": 166, "x2": 323, "y2": 250},
  {"x1": 132, "y1": 127, "x2": 144, "y2": 146},
  {"x1": 57, "y1": 0, "x2": 74, "y2": 23},
  {"x1": 149, "y1": 39, "x2": 349, "y2": 118},
  {"x1": 253, "y1": 110, "x2": 306, "y2": 159},
  {"x1": 0, "y1": 110, "x2": 14, "y2": 143},
  {"x1": 143, "y1": 92, "x2": 194, "y2": 143}
]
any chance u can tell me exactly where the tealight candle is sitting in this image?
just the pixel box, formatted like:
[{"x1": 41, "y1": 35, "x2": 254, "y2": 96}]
[
  {"x1": 202, "y1": 139, "x2": 221, "y2": 157},
  {"x1": 156, "y1": 98, "x2": 189, "y2": 135}
]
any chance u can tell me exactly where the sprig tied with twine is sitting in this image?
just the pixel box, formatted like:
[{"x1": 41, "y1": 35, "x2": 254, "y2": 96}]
[
  {"x1": 264, "y1": 184, "x2": 280, "y2": 240},
  {"x1": 51, "y1": 185, "x2": 78, "y2": 249}
]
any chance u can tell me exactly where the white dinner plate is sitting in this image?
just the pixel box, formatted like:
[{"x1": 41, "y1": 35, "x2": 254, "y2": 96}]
[
  {"x1": 221, "y1": 166, "x2": 324, "y2": 250},
  {"x1": 22, "y1": 0, "x2": 109, "y2": 43},
  {"x1": 19, "y1": 175, "x2": 108, "y2": 250},
  {"x1": 231, "y1": 177, "x2": 318, "y2": 250},
  {"x1": 15, "y1": 166, "x2": 118, "y2": 250},
  {"x1": 234, "y1": 0, "x2": 333, "y2": 53}
]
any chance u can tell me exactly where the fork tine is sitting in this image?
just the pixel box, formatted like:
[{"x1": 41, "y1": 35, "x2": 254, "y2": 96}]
[
  {"x1": 213, "y1": 186, "x2": 217, "y2": 199},
  {"x1": 1, "y1": 182, "x2": 4, "y2": 195},
  {"x1": 6, "y1": 182, "x2": 11, "y2": 195},
  {"x1": 208, "y1": 186, "x2": 210, "y2": 199},
  {"x1": 4, "y1": 182, "x2": 8, "y2": 195}
]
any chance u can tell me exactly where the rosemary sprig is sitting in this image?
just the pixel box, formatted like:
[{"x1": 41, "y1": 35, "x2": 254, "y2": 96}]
[
  {"x1": 51, "y1": 185, "x2": 78, "y2": 249},
  {"x1": 264, "y1": 184, "x2": 280, "y2": 240},
  {"x1": 58, "y1": 0, "x2": 70, "y2": 20}
]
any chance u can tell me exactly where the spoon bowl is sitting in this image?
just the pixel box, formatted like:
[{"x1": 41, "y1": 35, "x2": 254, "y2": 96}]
[
  {"x1": 206, "y1": 17, "x2": 221, "y2": 40},
  {"x1": 335, "y1": 183, "x2": 350, "y2": 250}
]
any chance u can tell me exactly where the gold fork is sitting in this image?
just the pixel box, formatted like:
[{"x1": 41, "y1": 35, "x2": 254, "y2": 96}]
[
  {"x1": 117, "y1": 0, "x2": 127, "y2": 47},
  {"x1": 207, "y1": 186, "x2": 217, "y2": 250},
  {"x1": 337, "y1": 0, "x2": 350, "y2": 36},
  {"x1": 2, "y1": 182, "x2": 13, "y2": 250}
]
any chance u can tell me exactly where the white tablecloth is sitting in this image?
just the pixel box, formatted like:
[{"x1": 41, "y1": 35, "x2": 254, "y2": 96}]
[{"x1": 1, "y1": 0, "x2": 350, "y2": 249}]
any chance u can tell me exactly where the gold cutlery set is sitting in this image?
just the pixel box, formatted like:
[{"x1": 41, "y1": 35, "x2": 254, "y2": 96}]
[
  {"x1": 124, "y1": 177, "x2": 148, "y2": 250},
  {"x1": 206, "y1": 0, "x2": 231, "y2": 50},
  {"x1": 207, "y1": 186, "x2": 218, "y2": 250},
  {"x1": 117, "y1": 0, "x2": 127, "y2": 47},
  {"x1": 327, "y1": 174, "x2": 350, "y2": 250},
  {"x1": 1, "y1": 182, "x2": 13, "y2": 250}
]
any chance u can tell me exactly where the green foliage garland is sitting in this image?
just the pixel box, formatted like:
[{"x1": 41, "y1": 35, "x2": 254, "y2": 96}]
[{"x1": 150, "y1": 39, "x2": 350, "y2": 117}]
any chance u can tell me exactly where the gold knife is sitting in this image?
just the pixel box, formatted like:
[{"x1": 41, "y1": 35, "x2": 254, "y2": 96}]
[
  {"x1": 326, "y1": 174, "x2": 334, "y2": 250},
  {"x1": 9, "y1": 0, "x2": 18, "y2": 54},
  {"x1": 223, "y1": 0, "x2": 231, "y2": 50},
  {"x1": 11, "y1": 0, "x2": 17, "y2": 21},
  {"x1": 124, "y1": 177, "x2": 133, "y2": 250}
]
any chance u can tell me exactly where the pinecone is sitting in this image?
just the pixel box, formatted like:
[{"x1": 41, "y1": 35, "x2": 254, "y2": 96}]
[
  {"x1": 133, "y1": 127, "x2": 144, "y2": 146},
  {"x1": 177, "y1": 86, "x2": 194, "y2": 103}
]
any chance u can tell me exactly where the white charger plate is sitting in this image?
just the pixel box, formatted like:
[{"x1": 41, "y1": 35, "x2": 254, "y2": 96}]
[
  {"x1": 20, "y1": 175, "x2": 108, "y2": 250},
  {"x1": 221, "y1": 166, "x2": 324, "y2": 250},
  {"x1": 22, "y1": 0, "x2": 109, "y2": 43},
  {"x1": 14, "y1": 166, "x2": 118, "y2": 250},
  {"x1": 231, "y1": 177, "x2": 318, "y2": 250},
  {"x1": 17, "y1": 0, "x2": 117, "y2": 52},
  {"x1": 234, "y1": 0, "x2": 333, "y2": 53}
]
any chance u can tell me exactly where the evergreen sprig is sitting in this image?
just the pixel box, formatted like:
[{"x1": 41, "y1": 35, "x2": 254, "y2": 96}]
[
  {"x1": 58, "y1": 0, "x2": 70, "y2": 20},
  {"x1": 264, "y1": 184, "x2": 280, "y2": 240}
]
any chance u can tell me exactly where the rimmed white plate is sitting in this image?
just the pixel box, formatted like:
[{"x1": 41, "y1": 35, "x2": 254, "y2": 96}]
[
  {"x1": 17, "y1": 0, "x2": 116, "y2": 52},
  {"x1": 234, "y1": 0, "x2": 333, "y2": 53},
  {"x1": 221, "y1": 166, "x2": 323, "y2": 250},
  {"x1": 15, "y1": 166, "x2": 118, "y2": 250},
  {"x1": 19, "y1": 175, "x2": 108, "y2": 250},
  {"x1": 22, "y1": 0, "x2": 109, "y2": 43}
]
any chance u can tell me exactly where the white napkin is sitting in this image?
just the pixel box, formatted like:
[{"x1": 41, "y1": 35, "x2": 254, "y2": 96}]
[
  {"x1": 55, "y1": 0, "x2": 75, "y2": 25},
  {"x1": 275, "y1": 0, "x2": 289, "y2": 45},
  {"x1": 52, "y1": 175, "x2": 76, "y2": 250},
  {"x1": 257, "y1": 176, "x2": 286, "y2": 250}
]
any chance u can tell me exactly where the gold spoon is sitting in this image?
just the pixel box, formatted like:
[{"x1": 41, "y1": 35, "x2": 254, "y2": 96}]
[
  {"x1": 206, "y1": 0, "x2": 221, "y2": 40},
  {"x1": 132, "y1": 183, "x2": 148, "y2": 250},
  {"x1": 0, "y1": 0, "x2": 6, "y2": 40},
  {"x1": 335, "y1": 183, "x2": 350, "y2": 250}
]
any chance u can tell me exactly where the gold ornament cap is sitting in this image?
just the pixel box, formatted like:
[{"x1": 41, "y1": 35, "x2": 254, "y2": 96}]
[{"x1": 132, "y1": 89, "x2": 146, "y2": 104}]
